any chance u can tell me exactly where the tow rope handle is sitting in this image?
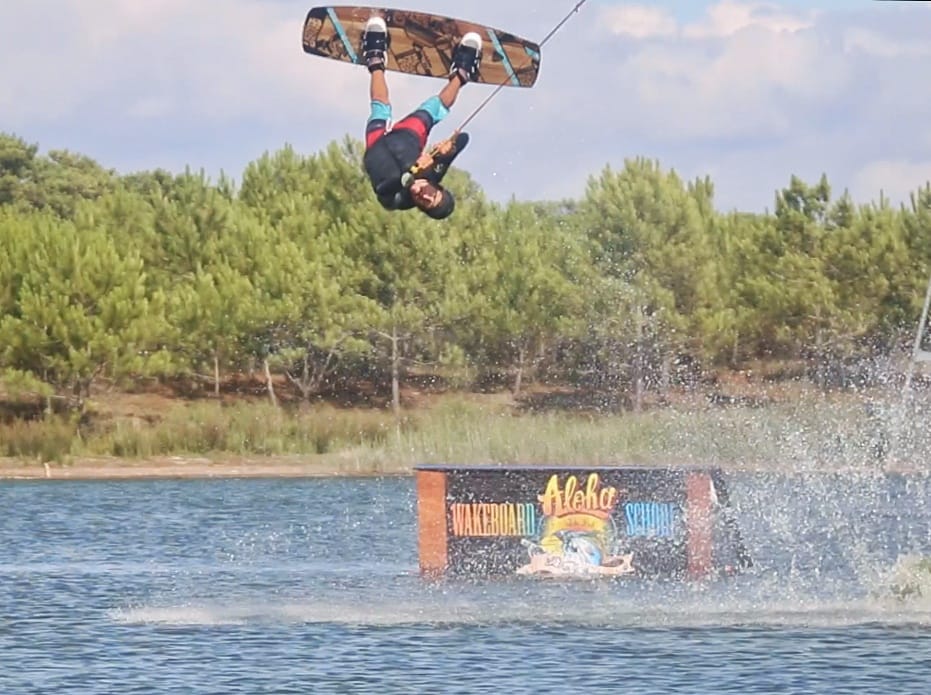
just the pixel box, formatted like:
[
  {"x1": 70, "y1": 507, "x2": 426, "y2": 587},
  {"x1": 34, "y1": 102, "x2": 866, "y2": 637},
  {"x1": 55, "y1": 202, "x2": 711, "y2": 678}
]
[{"x1": 401, "y1": 131, "x2": 461, "y2": 188}]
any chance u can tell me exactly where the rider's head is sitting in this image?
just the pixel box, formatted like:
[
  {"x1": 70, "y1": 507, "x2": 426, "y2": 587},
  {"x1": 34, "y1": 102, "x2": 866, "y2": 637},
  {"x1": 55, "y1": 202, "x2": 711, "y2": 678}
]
[{"x1": 409, "y1": 179, "x2": 455, "y2": 220}]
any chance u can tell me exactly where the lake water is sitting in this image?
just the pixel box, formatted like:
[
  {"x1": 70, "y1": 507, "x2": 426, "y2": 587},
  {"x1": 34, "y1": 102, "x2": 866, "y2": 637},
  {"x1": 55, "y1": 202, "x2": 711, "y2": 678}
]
[{"x1": 2, "y1": 472, "x2": 931, "y2": 693}]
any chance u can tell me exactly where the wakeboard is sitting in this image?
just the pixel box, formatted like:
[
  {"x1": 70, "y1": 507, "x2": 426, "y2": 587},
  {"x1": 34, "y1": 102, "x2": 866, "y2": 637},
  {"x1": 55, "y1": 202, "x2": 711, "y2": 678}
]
[{"x1": 302, "y1": 6, "x2": 541, "y2": 87}]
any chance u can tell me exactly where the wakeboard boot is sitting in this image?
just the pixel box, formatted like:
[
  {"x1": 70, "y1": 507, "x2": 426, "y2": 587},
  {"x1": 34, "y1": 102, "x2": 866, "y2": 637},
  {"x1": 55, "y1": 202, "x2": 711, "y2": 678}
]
[
  {"x1": 449, "y1": 32, "x2": 482, "y2": 84},
  {"x1": 361, "y1": 16, "x2": 389, "y2": 73}
]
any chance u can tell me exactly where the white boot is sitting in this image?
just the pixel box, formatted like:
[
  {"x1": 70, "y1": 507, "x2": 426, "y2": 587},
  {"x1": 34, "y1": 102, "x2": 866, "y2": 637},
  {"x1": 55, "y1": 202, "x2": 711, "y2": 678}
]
[
  {"x1": 361, "y1": 16, "x2": 389, "y2": 72},
  {"x1": 450, "y1": 31, "x2": 482, "y2": 83}
]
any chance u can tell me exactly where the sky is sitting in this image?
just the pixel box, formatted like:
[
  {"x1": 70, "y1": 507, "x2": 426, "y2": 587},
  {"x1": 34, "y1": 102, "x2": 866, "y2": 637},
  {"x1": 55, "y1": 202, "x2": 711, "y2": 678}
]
[{"x1": 2, "y1": 0, "x2": 930, "y2": 212}]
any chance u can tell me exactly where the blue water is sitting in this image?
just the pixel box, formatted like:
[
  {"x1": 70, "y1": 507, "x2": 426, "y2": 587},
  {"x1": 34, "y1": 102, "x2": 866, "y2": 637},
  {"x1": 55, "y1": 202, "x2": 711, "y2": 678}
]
[{"x1": 2, "y1": 473, "x2": 931, "y2": 693}]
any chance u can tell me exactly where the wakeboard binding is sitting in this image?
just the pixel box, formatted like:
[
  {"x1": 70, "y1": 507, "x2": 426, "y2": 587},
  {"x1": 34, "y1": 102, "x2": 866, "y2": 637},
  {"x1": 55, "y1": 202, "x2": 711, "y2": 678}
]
[
  {"x1": 450, "y1": 32, "x2": 483, "y2": 84},
  {"x1": 361, "y1": 16, "x2": 389, "y2": 72}
]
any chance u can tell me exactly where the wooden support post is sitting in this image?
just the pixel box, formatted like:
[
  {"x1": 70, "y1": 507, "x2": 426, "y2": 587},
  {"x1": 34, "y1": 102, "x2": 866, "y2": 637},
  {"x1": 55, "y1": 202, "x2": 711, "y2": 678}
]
[
  {"x1": 686, "y1": 472, "x2": 714, "y2": 580},
  {"x1": 416, "y1": 469, "x2": 448, "y2": 576}
]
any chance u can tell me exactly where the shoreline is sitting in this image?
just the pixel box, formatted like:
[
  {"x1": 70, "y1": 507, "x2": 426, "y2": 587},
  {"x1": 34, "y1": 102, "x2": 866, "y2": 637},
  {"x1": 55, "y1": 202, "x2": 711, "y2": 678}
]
[
  {"x1": 2, "y1": 455, "x2": 925, "y2": 481},
  {"x1": 0, "y1": 455, "x2": 411, "y2": 481}
]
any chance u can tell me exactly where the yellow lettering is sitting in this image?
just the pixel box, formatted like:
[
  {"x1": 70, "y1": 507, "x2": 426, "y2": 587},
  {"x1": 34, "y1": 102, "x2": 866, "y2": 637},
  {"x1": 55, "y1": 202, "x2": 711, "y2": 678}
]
[
  {"x1": 565, "y1": 475, "x2": 578, "y2": 509},
  {"x1": 450, "y1": 502, "x2": 540, "y2": 537},
  {"x1": 601, "y1": 486, "x2": 618, "y2": 510},
  {"x1": 585, "y1": 473, "x2": 600, "y2": 508},
  {"x1": 506, "y1": 504, "x2": 517, "y2": 536},
  {"x1": 451, "y1": 504, "x2": 466, "y2": 536},
  {"x1": 463, "y1": 504, "x2": 474, "y2": 536},
  {"x1": 536, "y1": 473, "x2": 622, "y2": 519},
  {"x1": 539, "y1": 474, "x2": 562, "y2": 517},
  {"x1": 571, "y1": 489, "x2": 585, "y2": 510}
]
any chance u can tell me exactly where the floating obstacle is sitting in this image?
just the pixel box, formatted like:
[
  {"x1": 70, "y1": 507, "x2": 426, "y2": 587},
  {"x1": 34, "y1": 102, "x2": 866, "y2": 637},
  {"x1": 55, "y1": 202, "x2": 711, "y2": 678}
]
[{"x1": 415, "y1": 465, "x2": 751, "y2": 579}]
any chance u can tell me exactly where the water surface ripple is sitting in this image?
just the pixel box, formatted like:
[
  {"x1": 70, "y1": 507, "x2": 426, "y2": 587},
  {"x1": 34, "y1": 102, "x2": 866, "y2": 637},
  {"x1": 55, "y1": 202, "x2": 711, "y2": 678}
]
[{"x1": 2, "y1": 474, "x2": 931, "y2": 693}]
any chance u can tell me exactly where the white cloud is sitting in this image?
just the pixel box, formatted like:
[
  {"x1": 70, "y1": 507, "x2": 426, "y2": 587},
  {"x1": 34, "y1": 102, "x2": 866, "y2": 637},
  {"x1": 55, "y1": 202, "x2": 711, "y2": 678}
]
[
  {"x1": 682, "y1": 1, "x2": 816, "y2": 39},
  {"x1": 2, "y1": 0, "x2": 931, "y2": 213},
  {"x1": 601, "y1": 9, "x2": 848, "y2": 141},
  {"x1": 602, "y1": 5, "x2": 677, "y2": 39},
  {"x1": 603, "y1": 1, "x2": 815, "y2": 40},
  {"x1": 576, "y1": 1, "x2": 845, "y2": 145},
  {"x1": 0, "y1": 0, "x2": 356, "y2": 128},
  {"x1": 70, "y1": 0, "x2": 191, "y2": 44},
  {"x1": 843, "y1": 28, "x2": 931, "y2": 58},
  {"x1": 490, "y1": 1, "x2": 931, "y2": 211}
]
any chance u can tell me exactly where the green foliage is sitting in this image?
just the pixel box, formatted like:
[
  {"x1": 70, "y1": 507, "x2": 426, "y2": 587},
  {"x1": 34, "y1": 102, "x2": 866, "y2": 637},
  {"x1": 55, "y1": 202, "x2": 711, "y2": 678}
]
[
  {"x1": 240, "y1": 139, "x2": 379, "y2": 398},
  {"x1": 0, "y1": 133, "x2": 115, "y2": 216},
  {"x1": 2, "y1": 128, "x2": 931, "y2": 433},
  {"x1": 458, "y1": 199, "x2": 590, "y2": 393},
  {"x1": 0, "y1": 206, "x2": 172, "y2": 408},
  {"x1": 581, "y1": 159, "x2": 716, "y2": 337},
  {"x1": 0, "y1": 133, "x2": 39, "y2": 207},
  {"x1": 0, "y1": 368, "x2": 54, "y2": 400}
]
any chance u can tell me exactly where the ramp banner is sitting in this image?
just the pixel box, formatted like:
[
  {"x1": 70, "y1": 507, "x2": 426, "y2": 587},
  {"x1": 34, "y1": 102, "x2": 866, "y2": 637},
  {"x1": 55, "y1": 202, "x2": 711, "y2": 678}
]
[{"x1": 415, "y1": 465, "x2": 751, "y2": 579}]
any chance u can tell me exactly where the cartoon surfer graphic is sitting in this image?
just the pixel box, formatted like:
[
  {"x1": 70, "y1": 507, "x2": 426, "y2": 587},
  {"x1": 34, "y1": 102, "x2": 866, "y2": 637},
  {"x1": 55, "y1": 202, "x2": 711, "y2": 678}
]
[
  {"x1": 516, "y1": 473, "x2": 635, "y2": 577},
  {"x1": 517, "y1": 530, "x2": 634, "y2": 577}
]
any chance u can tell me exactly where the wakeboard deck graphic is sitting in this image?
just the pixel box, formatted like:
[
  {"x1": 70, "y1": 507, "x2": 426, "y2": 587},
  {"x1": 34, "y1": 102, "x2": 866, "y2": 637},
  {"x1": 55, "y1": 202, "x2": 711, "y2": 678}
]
[{"x1": 302, "y1": 6, "x2": 541, "y2": 87}]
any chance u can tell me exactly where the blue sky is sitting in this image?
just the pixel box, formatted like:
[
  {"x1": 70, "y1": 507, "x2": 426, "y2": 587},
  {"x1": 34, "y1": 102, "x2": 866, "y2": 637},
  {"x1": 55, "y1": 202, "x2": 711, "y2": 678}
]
[{"x1": 2, "y1": 0, "x2": 930, "y2": 212}]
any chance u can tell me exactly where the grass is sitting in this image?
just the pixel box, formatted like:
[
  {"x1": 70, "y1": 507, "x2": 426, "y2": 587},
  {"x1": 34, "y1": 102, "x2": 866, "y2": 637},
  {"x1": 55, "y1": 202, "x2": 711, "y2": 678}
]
[
  {"x1": 394, "y1": 394, "x2": 891, "y2": 470},
  {"x1": 0, "y1": 416, "x2": 77, "y2": 463},
  {"x1": 81, "y1": 401, "x2": 396, "y2": 458},
  {"x1": 0, "y1": 384, "x2": 913, "y2": 473}
]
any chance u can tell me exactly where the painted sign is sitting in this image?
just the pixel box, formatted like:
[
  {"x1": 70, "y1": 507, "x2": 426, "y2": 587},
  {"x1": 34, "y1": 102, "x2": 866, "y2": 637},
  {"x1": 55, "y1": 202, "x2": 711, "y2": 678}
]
[
  {"x1": 426, "y1": 466, "x2": 721, "y2": 578},
  {"x1": 516, "y1": 472, "x2": 632, "y2": 577}
]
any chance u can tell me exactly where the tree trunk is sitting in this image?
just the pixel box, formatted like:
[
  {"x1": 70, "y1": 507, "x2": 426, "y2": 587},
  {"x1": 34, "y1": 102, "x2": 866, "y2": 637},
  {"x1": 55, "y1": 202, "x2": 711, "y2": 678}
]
[
  {"x1": 633, "y1": 366, "x2": 644, "y2": 413},
  {"x1": 391, "y1": 325, "x2": 401, "y2": 417},
  {"x1": 632, "y1": 306, "x2": 644, "y2": 413},
  {"x1": 302, "y1": 349, "x2": 311, "y2": 401},
  {"x1": 285, "y1": 340, "x2": 344, "y2": 402},
  {"x1": 263, "y1": 358, "x2": 278, "y2": 408},
  {"x1": 72, "y1": 378, "x2": 92, "y2": 414},
  {"x1": 814, "y1": 322, "x2": 825, "y2": 389},
  {"x1": 513, "y1": 345, "x2": 525, "y2": 397},
  {"x1": 213, "y1": 353, "x2": 221, "y2": 398}
]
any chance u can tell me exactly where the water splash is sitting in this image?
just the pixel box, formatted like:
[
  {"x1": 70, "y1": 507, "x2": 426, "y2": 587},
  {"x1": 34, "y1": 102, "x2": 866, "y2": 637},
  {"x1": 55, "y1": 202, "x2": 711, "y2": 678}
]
[{"x1": 107, "y1": 471, "x2": 931, "y2": 631}]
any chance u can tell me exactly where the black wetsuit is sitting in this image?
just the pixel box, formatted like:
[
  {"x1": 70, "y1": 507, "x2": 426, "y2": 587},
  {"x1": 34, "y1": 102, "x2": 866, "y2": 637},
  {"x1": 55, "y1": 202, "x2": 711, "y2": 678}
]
[{"x1": 363, "y1": 107, "x2": 468, "y2": 210}]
